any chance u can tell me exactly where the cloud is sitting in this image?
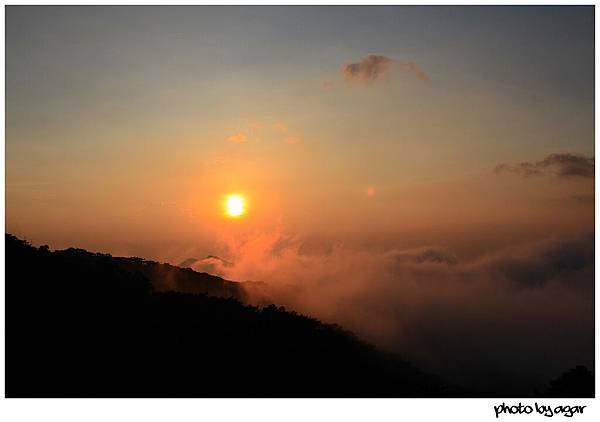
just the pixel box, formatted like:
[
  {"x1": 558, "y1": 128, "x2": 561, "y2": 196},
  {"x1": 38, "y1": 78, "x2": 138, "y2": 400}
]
[
  {"x1": 494, "y1": 153, "x2": 594, "y2": 178},
  {"x1": 342, "y1": 54, "x2": 429, "y2": 84},
  {"x1": 270, "y1": 122, "x2": 302, "y2": 145},
  {"x1": 178, "y1": 255, "x2": 234, "y2": 270},
  {"x1": 283, "y1": 136, "x2": 301, "y2": 145},
  {"x1": 227, "y1": 133, "x2": 248, "y2": 144},
  {"x1": 396, "y1": 61, "x2": 430, "y2": 82},
  {"x1": 272, "y1": 122, "x2": 288, "y2": 132},
  {"x1": 569, "y1": 194, "x2": 594, "y2": 204},
  {"x1": 322, "y1": 79, "x2": 335, "y2": 89},
  {"x1": 479, "y1": 234, "x2": 594, "y2": 289},
  {"x1": 227, "y1": 121, "x2": 301, "y2": 145},
  {"x1": 178, "y1": 257, "x2": 199, "y2": 268},
  {"x1": 343, "y1": 55, "x2": 394, "y2": 82},
  {"x1": 196, "y1": 227, "x2": 593, "y2": 395},
  {"x1": 393, "y1": 248, "x2": 458, "y2": 266}
]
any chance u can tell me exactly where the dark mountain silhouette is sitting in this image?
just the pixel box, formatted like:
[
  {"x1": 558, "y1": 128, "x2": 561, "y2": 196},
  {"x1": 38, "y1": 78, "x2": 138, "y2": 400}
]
[
  {"x1": 5, "y1": 234, "x2": 593, "y2": 398},
  {"x1": 6, "y1": 233, "x2": 458, "y2": 397}
]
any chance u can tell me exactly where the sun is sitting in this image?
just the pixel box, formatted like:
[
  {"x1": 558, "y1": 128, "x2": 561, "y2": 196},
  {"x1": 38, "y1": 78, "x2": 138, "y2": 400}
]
[{"x1": 224, "y1": 194, "x2": 246, "y2": 218}]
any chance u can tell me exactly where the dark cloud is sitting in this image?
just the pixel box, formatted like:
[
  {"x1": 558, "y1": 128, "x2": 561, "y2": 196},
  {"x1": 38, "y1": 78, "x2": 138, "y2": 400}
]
[
  {"x1": 494, "y1": 153, "x2": 594, "y2": 178},
  {"x1": 569, "y1": 194, "x2": 595, "y2": 204},
  {"x1": 542, "y1": 236, "x2": 594, "y2": 277},
  {"x1": 393, "y1": 248, "x2": 457, "y2": 265},
  {"x1": 342, "y1": 54, "x2": 429, "y2": 84},
  {"x1": 484, "y1": 235, "x2": 594, "y2": 288}
]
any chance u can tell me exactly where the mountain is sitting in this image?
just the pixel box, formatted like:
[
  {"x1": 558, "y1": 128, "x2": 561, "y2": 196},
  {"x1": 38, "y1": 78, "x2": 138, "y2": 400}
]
[
  {"x1": 113, "y1": 255, "x2": 246, "y2": 300},
  {"x1": 5, "y1": 234, "x2": 458, "y2": 397}
]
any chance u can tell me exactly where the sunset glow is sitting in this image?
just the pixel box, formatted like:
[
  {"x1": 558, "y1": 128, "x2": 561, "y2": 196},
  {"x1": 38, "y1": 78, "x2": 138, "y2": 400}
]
[{"x1": 225, "y1": 194, "x2": 246, "y2": 218}]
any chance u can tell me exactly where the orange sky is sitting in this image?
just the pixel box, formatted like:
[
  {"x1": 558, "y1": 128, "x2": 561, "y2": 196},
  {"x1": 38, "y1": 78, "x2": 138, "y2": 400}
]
[{"x1": 4, "y1": 6, "x2": 593, "y2": 269}]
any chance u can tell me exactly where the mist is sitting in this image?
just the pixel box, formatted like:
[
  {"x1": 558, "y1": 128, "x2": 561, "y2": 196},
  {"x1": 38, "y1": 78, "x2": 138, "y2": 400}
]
[{"x1": 188, "y1": 222, "x2": 593, "y2": 394}]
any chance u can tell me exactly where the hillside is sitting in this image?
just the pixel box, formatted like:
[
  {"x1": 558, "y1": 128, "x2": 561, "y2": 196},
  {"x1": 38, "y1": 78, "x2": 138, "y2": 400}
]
[
  {"x1": 5, "y1": 234, "x2": 457, "y2": 397},
  {"x1": 113, "y1": 255, "x2": 247, "y2": 300}
]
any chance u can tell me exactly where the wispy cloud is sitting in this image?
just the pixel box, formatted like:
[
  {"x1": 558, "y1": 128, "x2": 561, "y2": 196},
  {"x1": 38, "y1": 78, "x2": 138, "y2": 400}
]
[
  {"x1": 227, "y1": 133, "x2": 248, "y2": 144},
  {"x1": 283, "y1": 136, "x2": 301, "y2": 145},
  {"x1": 272, "y1": 122, "x2": 289, "y2": 132},
  {"x1": 226, "y1": 122, "x2": 302, "y2": 146},
  {"x1": 494, "y1": 153, "x2": 594, "y2": 178},
  {"x1": 271, "y1": 122, "x2": 302, "y2": 145},
  {"x1": 342, "y1": 54, "x2": 429, "y2": 84}
]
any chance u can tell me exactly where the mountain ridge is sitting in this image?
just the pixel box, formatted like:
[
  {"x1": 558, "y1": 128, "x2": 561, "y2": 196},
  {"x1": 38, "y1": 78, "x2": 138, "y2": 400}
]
[{"x1": 5, "y1": 233, "x2": 458, "y2": 397}]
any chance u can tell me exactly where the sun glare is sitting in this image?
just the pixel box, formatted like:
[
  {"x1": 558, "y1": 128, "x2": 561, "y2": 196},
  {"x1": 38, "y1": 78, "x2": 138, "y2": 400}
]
[{"x1": 225, "y1": 194, "x2": 246, "y2": 218}]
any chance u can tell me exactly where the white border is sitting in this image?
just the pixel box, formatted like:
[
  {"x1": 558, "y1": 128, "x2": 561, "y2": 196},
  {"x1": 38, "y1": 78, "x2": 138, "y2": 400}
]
[{"x1": 0, "y1": 1, "x2": 598, "y2": 4}]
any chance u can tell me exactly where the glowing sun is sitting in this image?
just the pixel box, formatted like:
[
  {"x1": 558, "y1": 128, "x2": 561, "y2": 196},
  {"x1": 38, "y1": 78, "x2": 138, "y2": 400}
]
[{"x1": 225, "y1": 194, "x2": 246, "y2": 218}]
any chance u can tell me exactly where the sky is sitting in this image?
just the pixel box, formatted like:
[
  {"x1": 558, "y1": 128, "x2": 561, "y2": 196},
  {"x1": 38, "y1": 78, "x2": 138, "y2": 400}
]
[{"x1": 5, "y1": 6, "x2": 595, "y2": 392}]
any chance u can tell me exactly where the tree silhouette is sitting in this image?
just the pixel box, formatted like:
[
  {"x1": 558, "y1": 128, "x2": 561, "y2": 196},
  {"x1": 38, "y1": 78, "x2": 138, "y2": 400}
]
[{"x1": 545, "y1": 366, "x2": 594, "y2": 398}]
